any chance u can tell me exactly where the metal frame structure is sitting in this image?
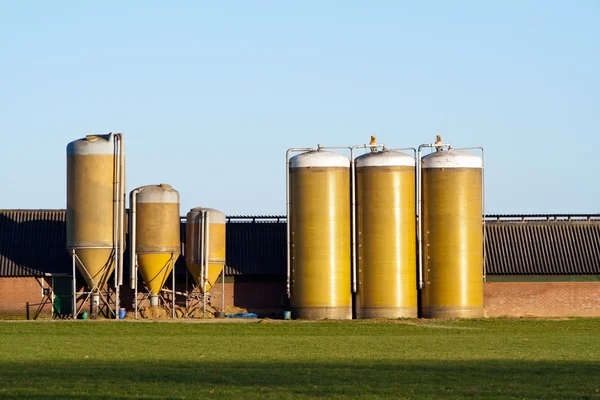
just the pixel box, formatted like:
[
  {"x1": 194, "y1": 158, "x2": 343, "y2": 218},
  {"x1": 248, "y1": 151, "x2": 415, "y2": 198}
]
[{"x1": 69, "y1": 133, "x2": 125, "y2": 320}]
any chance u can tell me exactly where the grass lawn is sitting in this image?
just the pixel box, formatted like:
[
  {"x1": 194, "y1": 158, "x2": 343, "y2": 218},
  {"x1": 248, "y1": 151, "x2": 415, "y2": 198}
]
[{"x1": 0, "y1": 318, "x2": 599, "y2": 399}]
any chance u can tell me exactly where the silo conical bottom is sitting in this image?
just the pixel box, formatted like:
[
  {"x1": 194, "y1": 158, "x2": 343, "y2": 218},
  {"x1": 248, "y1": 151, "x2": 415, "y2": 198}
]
[
  {"x1": 75, "y1": 248, "x2": 115, "y2": 290},
  {"x1": 185, "y1": 262, "x2": 224, "y2": 293},
  {"x1": 421, "y1": 306, "x2": 484, "y2": 319},
  {"x1": 292, "y1": 307, "x2": 352, "y2": 320},
  {"x1": 357, "y1": 307, "x2": 418, "y2": 319},
  {"x1": 138, "y1": 253, "x2": 179, "y2": 296}
]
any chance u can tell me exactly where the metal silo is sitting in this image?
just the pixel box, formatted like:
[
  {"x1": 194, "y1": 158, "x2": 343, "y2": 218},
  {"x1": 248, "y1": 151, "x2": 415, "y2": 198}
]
[
  {"x1": 66, "y1": 133, "x2": 125, "y2": 318},
  {"x1": 185, "y1": 207, "x2": 226, "y2": 316},
  {"x1": 130, "y1": 184, "x2": 180, "y2": 317},
  {"x1": 287, "y1": 146, "x2": 352, "y2": 320},
  {"x1": 419, "y1": 136, "x2": 484, "y2": 318},
  {"x1": 354, "y1": 145, "x2": 417, "y2": 318}
]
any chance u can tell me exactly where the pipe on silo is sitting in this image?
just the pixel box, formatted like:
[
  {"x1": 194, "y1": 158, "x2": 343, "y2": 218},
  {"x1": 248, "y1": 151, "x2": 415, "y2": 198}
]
[{"x1": 285, "y1": 147, "x2": 315, "y2": 299}]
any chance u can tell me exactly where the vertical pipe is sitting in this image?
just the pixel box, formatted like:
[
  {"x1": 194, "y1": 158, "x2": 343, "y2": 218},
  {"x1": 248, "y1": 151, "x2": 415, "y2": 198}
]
[
  {"x1": 204, "y1": 212, "x2": 210, "y2": 317},
  {"x1": 72, "y1": 249, "x2": 77, "y2": 318},
  {"x1": 350, "y1": 146, "x2": 357, "y2": 293},
  {"x1": 200, "y1": 210, "x2": 206, "y2": 317},
  {"x1": 134, "y1": 254, "x2": 138, "y2": 319},
  {"x1": 285, "y1": 148, "x2": 315, "y2": 299},
  {"x1": 129, "y1": 190, "x2": 139, "y2": 290},
  {"x1": 118, "y1": 134, "x2": 126, "y2": 287},
  {"x1": 112, "y1": 134, "x2": 120, "y2": 318},
  {"x1": 416, "y1": 145, "x2": 424, "y2": 290},
  {"x1": 285, "y1": 150, "x2": 292, "y2": 299}
]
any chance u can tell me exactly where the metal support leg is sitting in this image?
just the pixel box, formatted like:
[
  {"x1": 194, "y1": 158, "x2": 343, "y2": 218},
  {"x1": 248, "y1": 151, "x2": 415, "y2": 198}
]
[
  {"x1": 171, "y1": 253, "x2": 175, "y2": 319},
  {"x1": 72, "y1": 249, "x2": 77, "y2": 319}
]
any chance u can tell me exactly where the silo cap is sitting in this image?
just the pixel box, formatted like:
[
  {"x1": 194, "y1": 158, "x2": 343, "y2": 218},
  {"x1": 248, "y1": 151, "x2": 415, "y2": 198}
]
[{"x1": 422, "y1": 149, "x2": 482, "y2": 169}]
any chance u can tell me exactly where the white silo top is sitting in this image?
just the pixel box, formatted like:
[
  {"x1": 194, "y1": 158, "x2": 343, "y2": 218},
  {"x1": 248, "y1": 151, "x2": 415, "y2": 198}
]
[
  {"x1": 135, "y1": 184, "x2": 180, "y2": 203},
  {"x1": 67, "y1": 133, "x2": 116, "y2": 155},
  {"x1": 422, "y1": 149, "x2": 482, "y2": 169},
  {"x1": 290, "y1": 150, "x2": 350, "y2": 168},
  {"x1": 355, "y1": 150, "x2": 414, "y2": 168},
  {"x1": 187, "y1": 207, "x2": 226, "y2": 224}
]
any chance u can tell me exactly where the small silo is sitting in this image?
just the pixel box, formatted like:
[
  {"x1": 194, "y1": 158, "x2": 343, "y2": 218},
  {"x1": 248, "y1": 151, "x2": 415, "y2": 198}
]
[
  {"x1": 355, "y1": 149, "x2": 417, "y2": 318},
  {"x1": 66, "y1": 133, "x2": 125, "y2": 316},
  {"x1": 185, "y1": 207, "x2": 226, "y2": 292},
  {"x1": 420, "y1": 144, "x2": 484, "y2": 318},
  {"x1": 289, "y1": 150, "x2": 351, "y2": 320},
  {"x1": 130, "y1": 184, "x2": 180, "y2": 308}
]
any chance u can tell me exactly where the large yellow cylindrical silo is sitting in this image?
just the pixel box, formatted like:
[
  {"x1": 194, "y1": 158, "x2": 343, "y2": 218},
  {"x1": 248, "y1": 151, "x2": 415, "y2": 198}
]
[
  {"x1": 132, "y1": 184, "x2": 180, "y2": 307},
  {"x1": 66, "y1": 133, "x2": 125, "y2": 300},
  {"x1": 289, "y1": 150, "x2": 351, "y2": 320},
  {"x1": 185, "y1": 207, "x2": 226, "y2": 293},
  {"x1": 421, "y1": 149, "x2": 483, "y2": 318},
  {"x1": 355, "y1": 150, "x2": 417, "y2": 318}
]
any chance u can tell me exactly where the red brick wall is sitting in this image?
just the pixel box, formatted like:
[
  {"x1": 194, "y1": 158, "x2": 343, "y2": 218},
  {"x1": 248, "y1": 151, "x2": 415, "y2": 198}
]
[
  {"x1": 2, "y1": 278, "x2": 600, "y2": 319},
  {"x1": 0, "y1": 277, "x2": 53, "y2": 319},
  {"x1": 484, "y1": 282, "x2": 600, "y2": 317}
]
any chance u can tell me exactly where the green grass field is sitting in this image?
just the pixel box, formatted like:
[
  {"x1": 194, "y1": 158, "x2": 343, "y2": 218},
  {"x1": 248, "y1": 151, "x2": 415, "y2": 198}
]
[{"x1": 0, "y1": 319, "x2": 599, "y2": 399}]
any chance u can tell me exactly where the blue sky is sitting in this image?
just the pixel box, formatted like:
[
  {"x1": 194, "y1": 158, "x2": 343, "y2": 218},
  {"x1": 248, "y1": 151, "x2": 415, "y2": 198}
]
[{"x1": 1, "y1": 1, "x2": 598, "y2": 215}]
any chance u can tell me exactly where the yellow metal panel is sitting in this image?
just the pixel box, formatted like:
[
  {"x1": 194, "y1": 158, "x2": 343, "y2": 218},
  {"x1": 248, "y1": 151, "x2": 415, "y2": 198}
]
[
  {"x1": 138, "y1": 253, "x2": 179, "y2": 295},
  {"x1": 356, "y1": 166, "x2": 417, "y2": 318},
  {"x1": 135, "y1": 201, "x2": 180, "y2": 295},
  {"x1": 421, "y1": 168, "x2": 483, "y2": 318},
  {"x1": 66, "y1": 154, "x2": 115, "y2": 289},
  {"x1": 185, "y1": 222, "x2": 226, "y2": 291},
  {"x1": 136, "y1": 203, "x2": 180, "y2": 254},
  {"x1": 290, "y1": 167, "x2": 351, "y2": 319}
]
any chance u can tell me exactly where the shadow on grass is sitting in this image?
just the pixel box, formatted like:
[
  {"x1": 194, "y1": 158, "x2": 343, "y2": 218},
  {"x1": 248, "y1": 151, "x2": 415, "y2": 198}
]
[{"x1": 0, "y1": 359, "x2": 599, "y2": 399}]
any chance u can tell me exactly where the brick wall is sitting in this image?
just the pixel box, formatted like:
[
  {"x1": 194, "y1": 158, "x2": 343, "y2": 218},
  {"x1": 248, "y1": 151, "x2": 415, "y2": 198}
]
[
  {"x1": 0, "y1": 277, "x2": 53, "y2": 319},
  {"x1": 2, "y1": 278, "x2": 600, "y2": 319},
  {"x1": 484, "y1": 282, "x2": 600, "y2": 317}
]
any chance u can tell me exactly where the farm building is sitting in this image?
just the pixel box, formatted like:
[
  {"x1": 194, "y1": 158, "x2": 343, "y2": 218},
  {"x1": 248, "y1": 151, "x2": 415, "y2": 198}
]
[{"x1": 0, "y1": 210, "x2": 599, "y2": 319}]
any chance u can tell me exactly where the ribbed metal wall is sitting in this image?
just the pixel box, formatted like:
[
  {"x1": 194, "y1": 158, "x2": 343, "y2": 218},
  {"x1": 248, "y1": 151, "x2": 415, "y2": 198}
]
[
  {"x1": 224, "y1": 217, "x2": 286, "y2": 276},
  {"x1": 1, "y1": 210, "x2": 599, "y2": 277},
  {"x1": 0, "y1": 210, "x2": 70, "y2": 277},
  {"x1": 485, "y1": 221, "x2": 600, "y2": 275}
]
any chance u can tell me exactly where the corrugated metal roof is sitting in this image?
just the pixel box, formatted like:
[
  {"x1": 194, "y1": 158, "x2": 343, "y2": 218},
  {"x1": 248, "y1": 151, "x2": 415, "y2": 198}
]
[
  {"x1": 224, "y1": 219, "x2": 286, "y2": 275},
  {"x1": 0, "y1": 210, "x2": 71, "y2": 277},
  {"x1": 485, "y1": 221, "x2": 600, "y2": 275},
  {"x1": 1, "y1": 210, "x2": 599, "y2": 277}
]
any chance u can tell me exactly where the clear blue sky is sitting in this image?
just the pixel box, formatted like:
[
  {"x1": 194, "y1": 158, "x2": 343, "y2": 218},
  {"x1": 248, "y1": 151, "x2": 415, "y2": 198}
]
[{"x1": 1, "y1": 1, "x2": 598, "y2": 215}]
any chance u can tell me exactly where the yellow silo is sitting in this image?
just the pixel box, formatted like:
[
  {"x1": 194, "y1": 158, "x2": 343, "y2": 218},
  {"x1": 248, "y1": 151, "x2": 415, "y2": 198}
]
[
  {"x1": 130, "y1": 184, "x2": 180, "y2": 308},
  {"x1": 185, "y1": 207, "x2": 226, "y2": 293},
  {"x1": 420, "y1": 145, "x2": 484, "y2": 318},
  {"x1": 289, "y1": 150, "x2": 351, "y2": 320},
  {"x1": 355, "y1": 149, "x2": 417, "y2": 318},
  {"x1": 66, "y1": 133, "x2": 125, "y2": 315}
]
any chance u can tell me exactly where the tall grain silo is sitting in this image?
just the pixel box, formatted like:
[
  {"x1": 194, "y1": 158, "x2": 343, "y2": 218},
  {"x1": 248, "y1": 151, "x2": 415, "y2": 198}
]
[
  {"x1": 419, "y1": 138, "x2": 484, "y2": 318},
  {"x1": 66, "y1": 133, "x2": 125, "y2": 318},
  {"x1": 355, "y1": 149, "x2": 417, "y2": 318},
  {"x1": 287, "y1": 148, "x2": 352, "y2": 320},
  {"x1": 129, "y1": 184, "x2": 180, "y2": 314},
  {"x1": 185, "y1": 207, "x2": 226, "y2": 316}
]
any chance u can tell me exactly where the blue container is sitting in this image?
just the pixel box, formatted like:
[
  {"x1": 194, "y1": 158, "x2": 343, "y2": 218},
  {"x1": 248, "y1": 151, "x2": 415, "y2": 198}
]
[
  {"x1": 283, "y1": 311, "x2": 291, "y2": 320},
  {"x1": 119, "y1": 308, "x2": 127, "y2": 320}
]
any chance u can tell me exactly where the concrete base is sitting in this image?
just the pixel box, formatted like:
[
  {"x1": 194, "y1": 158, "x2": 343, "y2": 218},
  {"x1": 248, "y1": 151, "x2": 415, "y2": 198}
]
[
  {"x1": 357, "y1": 306, "x2": 418, "y2": 319},
  {"x1": 292, "y1": 306, "x2": 352, "y2": 320},
  {"x1": 421, "y1": 306, "x2": 484, "y2": 319}
]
